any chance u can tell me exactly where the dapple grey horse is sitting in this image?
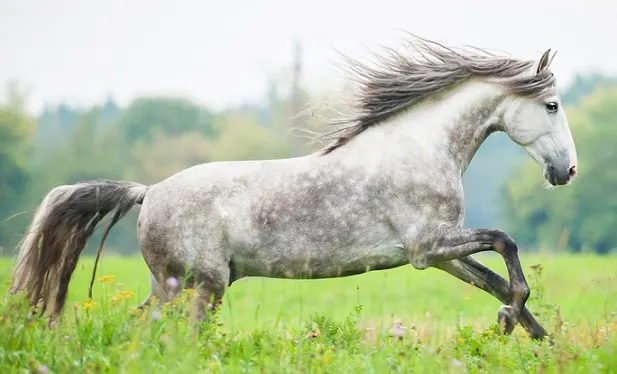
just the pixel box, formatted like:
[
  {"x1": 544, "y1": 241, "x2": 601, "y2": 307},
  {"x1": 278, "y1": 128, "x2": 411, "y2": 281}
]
[{"x1": 10, "y1": 35, "x2": 577, "y2": 340}]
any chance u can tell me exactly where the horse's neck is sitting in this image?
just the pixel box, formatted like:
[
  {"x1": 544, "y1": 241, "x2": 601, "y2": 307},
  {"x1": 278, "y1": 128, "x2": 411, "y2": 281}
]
[{"x1": 336, "y1": 80, "x2": 505, "y2": 176}]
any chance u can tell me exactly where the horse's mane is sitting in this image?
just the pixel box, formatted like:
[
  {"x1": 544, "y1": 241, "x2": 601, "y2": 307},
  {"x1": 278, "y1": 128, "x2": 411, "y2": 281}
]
[{"x1": 317, "y1": 33, "x2": 557, "y2": 155}]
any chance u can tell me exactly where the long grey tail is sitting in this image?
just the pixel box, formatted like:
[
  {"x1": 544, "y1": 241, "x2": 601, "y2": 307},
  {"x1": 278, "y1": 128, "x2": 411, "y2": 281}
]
[{"x1": 10, "y1": 179, "x2": 147, "y2": 319}]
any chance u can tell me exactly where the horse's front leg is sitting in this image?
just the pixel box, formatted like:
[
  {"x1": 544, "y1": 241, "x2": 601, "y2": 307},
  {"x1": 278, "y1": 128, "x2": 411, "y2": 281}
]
[
  {"x1": 409, "y1": 228, "x2": 529, "y2": 335},
  {"x1": 432, "y1": 256, "x2": 548, "y2": 340}
]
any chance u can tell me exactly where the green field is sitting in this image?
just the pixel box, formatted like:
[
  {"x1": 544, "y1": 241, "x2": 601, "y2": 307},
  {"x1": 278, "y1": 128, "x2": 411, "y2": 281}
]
[{"x1": 0, "y1": 253, "x2": 616, "y2": 373}]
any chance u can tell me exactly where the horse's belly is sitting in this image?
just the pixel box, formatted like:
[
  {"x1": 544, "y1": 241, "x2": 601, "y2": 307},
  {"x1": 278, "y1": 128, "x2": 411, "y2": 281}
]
[{"x1": 232, "y1": 241, "x2": 409, "y2": 279}]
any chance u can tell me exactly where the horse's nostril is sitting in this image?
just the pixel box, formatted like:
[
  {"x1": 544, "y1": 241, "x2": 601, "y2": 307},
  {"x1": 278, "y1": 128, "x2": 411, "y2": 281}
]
[{"x1": 569, "y1": 165, "x2": 577, "y2": 177}]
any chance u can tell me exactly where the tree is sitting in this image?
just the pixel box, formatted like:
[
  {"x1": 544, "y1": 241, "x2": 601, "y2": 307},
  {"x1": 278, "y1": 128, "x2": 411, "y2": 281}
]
[
  {"x1": 561, "y1": 73, "x2": 617, "y2": 106},
  {"x1": 117, "y1": 97, "x2": 215, "y2": 145},
  {"x1": 0, "y1": 82, "x2": 36, "y2": 251}
]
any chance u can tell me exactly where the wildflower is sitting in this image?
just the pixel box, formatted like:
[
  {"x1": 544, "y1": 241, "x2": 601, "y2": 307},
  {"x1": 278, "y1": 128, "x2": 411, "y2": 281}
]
[
  {"x1": 129, "y1": 308, "x2": 142, "y2": 316},
  {"x1": 111, "y1": 290, "x2": 136, "y2": 304},
  {"x1": 485, "y1": 329, "x2": 494, "y2": 335},
  {"x1": 83, "y1": 298, "x2": 96, "y2": 311},
  {"x1": 37, "y1": 364, "x2": 49, "y2": 373},
  {"x1": 166, "y1": 276, "x2": 179, "y2": 289},
  {"x1": 98, "y1": 275, "x2": 116, "y2": 284},
  {"x1": 390, "y1": 322, "x2": 406, "y2": 339},
  {"x1": 151, "y1": 311, "x2": 161, "y2": 321},
  {"x1": 457, "y1": 337, "x2": 465, "y2": 344}
]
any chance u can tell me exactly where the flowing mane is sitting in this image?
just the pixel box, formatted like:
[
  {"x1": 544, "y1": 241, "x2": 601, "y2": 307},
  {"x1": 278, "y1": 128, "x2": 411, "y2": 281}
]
[{"x1": 318, "y1": 34, "x2": 557, "y2": 154}]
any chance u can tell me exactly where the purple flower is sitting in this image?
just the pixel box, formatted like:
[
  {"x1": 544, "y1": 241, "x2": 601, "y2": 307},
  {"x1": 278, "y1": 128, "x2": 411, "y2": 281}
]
[
  {"x1": 166, "y1": 276, "x2": 179, "y2": 289},
  {"x1": 38, "y1": 365, "x2": 49, "y2": 373},
  {"x1": 390, "y1": 322, "x2": 406, "y2": 338}
]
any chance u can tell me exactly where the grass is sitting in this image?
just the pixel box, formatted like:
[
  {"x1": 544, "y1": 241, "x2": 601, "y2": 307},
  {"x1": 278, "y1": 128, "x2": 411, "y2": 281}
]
[{"x1": 0, "y1": 252, "x2": 615, "y2": 373}]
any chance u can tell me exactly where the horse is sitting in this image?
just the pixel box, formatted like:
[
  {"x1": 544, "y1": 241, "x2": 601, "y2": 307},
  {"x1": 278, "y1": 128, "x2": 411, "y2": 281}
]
[{"x1": 9, "y1": 35, "x2": 577, "y2": 339}]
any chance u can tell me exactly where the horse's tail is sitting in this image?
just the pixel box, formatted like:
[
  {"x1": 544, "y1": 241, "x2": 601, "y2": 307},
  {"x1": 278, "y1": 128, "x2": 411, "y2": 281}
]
[{"x1": 10, "y1": 179, "x2": 148, "y2": 319}]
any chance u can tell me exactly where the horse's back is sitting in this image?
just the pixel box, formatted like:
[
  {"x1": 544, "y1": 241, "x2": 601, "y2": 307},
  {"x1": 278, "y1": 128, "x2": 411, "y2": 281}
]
[{"x1": 136, "y1": 157, "x2": 312, "y2": 251}]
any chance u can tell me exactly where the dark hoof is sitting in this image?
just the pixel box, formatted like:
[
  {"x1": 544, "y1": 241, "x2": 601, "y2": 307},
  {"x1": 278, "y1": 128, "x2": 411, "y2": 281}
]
[
  {"x1": 529, "y1": 329, "x2": 550, "y2": 342},
  {"x1": 497, "y1": 305, "x2": 517, "y2": 335}
]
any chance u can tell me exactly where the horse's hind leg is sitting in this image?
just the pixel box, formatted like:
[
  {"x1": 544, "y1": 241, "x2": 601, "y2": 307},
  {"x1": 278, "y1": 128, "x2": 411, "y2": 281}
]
[
  {"x1": 181, "y1": 265, "x2": 229, "y2": 325},
  {"x1": 431, "y1": 256, "x2": 548, "y2": 340},
  {"x1": 137, "y1": 273, "x2": 168, "y2": 309},
  {"x1": 136, "y1": 195, "x2": 229, "y2": 325},
  {"x1": 409, "y1": 228, "x2": 529, "y2": 335}
]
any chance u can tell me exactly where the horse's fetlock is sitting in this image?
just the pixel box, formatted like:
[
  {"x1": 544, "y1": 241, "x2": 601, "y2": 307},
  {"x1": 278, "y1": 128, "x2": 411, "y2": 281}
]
[
  {"x1": 516, "y1": 284, "x2": 531, "y2": 302},
  {"x1": 492, "y1": 230, "x2": 517, "y2": 254},
  {"x1": 409, "y1": 255, "x2": 430, "y2": 270}
]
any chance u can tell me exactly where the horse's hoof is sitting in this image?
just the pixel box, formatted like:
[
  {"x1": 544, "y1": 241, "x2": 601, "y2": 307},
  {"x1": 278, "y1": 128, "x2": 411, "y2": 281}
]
[{"x1": 497, "y1": 305, "x2": 517, "y2": 335}]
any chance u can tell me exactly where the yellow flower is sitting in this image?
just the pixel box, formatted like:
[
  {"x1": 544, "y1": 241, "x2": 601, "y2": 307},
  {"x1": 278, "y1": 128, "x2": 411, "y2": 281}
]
[
  {"x1": 457, "y1": 337, "x2": 466, "y2": 344},
  {"x1": 98, "y1": 275, "x2": 116, "y2": 284},
  {"x1": 83, "y1": 298, "x2": 96, "y2": 311},
  {"x1": 129, "y1": 308, "x2": 142, "y2": 316},
  {"x1": 485, "y1": 329, "x2": 494, "y2": 335},
  {"x1": 111, "y1": 290, "x2": 136, "y2": 304}
]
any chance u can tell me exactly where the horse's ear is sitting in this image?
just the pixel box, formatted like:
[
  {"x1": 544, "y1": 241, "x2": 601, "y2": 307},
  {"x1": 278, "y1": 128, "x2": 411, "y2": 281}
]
[{"x1": 535, "y1": 49, "x2": 552, "y2": 74}]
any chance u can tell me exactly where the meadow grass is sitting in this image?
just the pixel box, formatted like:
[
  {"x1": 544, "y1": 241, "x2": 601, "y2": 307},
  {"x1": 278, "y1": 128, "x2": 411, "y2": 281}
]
[{"x1": 0, "y1": 252, "x2": 615, "y2": 373}]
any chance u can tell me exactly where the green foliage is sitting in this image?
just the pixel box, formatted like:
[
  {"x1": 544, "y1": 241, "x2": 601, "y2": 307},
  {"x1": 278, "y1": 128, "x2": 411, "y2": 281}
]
[
  {"x1": 0, "y1": 253, "x2": 615, "y2": 372},
  {"x1": 117, "y1": 97, "x2": 215, "y2": 144},
  {"x1": 561, "y1": 73, "x2": 617, "y2": 106},
  {"x1": 0, "y1": 82, "x2": 36, "y2": 250},
  {"x1": 501, "y1": 84, "x2": 617, "y2": 253}
]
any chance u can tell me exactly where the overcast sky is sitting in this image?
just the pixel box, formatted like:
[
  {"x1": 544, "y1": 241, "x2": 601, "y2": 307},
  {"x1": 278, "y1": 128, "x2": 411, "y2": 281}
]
[{"x1": 1, "y1": 0, "x2": 615, "y2": 115}]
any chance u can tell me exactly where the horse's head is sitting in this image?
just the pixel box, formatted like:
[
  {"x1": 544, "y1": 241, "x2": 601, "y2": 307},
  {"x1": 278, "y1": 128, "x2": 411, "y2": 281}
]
[{"x1": 499, "y1": 49, "x2": 577, "y2": 186}]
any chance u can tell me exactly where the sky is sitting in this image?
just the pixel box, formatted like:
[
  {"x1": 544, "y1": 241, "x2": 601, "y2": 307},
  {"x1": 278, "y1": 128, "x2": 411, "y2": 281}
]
[{"x1": 1, "y1": 0, "x2": 615, "y2": 115}]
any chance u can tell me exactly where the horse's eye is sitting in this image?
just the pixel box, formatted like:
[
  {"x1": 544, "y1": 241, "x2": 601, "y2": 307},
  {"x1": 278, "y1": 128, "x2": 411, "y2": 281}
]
[{"x1": 545, "y1": 101, "x2": 559, "y2": 113}]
